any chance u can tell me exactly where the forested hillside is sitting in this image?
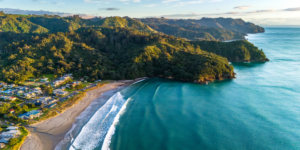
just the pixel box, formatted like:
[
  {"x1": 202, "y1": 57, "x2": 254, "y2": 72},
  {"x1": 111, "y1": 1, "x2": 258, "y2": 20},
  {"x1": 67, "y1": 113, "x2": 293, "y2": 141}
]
[
  {"x1": 190, "y1": 41, "x2": 268, "y2": 62},
  {"x1": 138, "y1": 17, "x2": 264, "y2": 41},
  {"x1": 0, "y1": 27, "x2": 235, "y2": 83},
  {"x1": 195, "y1": 18, "x2": 265, "y2": 33},
  {"x1": 0, "y1": 12, "x2": 155, "y2": 33},
  {"x1": 0, "y1": 12, "x2": 268, "y2": 84}
]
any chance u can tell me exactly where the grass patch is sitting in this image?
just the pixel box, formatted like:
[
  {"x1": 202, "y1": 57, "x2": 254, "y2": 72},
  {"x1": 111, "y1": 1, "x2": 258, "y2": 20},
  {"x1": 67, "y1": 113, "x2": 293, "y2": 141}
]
[
  {"x1": 65, "y1": 88, "x2": 75, "y2": 93},
  {"x1": 39, "y1": 74, "x2": 55, "y2": 81},
  {"x1": 14, "y1": 100, "x2": 24, "y2": 105},
  {"x1": 26, "y1": 107, "x2": 39, "y2": 112}
]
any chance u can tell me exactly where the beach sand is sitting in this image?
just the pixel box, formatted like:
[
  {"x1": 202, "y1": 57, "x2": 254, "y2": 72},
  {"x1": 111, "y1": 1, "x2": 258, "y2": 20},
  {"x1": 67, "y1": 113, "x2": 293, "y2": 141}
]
[{"x1": 21, "y1": 81, "x2": 134, "y2": 150}]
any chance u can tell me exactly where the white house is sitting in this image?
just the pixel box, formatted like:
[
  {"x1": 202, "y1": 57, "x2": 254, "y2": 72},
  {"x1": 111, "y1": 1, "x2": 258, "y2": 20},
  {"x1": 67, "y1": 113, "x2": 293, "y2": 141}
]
[
  {"x1": 53, "y1": 89, "x2": 68, "y2": 96},
  {"x1": 40, "y1": 78, "x2": 49, "y2": 82},
  {"x1": 17, "y1": 90, "x2": 24, "y2": 96},
  {"x1": 0, "y1": 130, "x2": 20, "y2": 138},
  {"x1": 24, "y1": 92, "x2": 36, "y2": 99},
  {"x1": 8, "y1": 84, "x2": 15, "y2": 88}
]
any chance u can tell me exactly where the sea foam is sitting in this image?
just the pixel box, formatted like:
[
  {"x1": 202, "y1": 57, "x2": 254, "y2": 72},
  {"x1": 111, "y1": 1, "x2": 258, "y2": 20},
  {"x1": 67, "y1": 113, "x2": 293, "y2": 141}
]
[
  {"x1": 101, "y1": 97, "x2": 132, "y2": 150},
  {"x1": 68, "y1": 92, "x2": 128, "y2": 150}
]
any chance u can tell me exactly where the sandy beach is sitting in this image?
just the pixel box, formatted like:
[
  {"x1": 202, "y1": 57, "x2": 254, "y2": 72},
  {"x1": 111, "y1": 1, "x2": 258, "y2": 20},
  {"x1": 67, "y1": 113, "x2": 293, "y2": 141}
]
[{"x1": 20, "y1": 80, "x2": 135, "y2": 150}]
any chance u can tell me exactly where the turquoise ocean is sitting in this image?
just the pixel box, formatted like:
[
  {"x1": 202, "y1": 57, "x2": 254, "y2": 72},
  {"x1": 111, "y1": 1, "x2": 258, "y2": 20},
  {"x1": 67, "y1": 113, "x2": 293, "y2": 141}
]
[{"x1": 60, "y1": 28, "x2": 300, "y2": 150}]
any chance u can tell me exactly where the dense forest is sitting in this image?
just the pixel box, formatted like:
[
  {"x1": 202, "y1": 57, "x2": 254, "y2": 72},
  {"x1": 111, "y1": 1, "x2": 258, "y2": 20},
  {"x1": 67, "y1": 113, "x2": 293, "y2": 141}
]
[
  {"x1": 0, "y1": 12, "x2": 268, "y2": 84},
  {"x1": 190, "y1": 41, "x2": 269, "y2": 62}
]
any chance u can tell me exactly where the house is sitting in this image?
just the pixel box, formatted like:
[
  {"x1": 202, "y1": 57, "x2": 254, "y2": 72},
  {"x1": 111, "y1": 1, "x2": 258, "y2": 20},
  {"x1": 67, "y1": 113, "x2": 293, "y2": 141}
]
[
  {"x1": 66, "y1": 81, "x2": 80, "y2": 88},
  {"x1": 20, "y1": 87, "x2": 29, "y2": 92},
  {"x1": 17, "y1": 90, "x2": 24, "y2": 96},
  {"x1": 34, "y1": 87, "x2": 41, "y2": 91},
  {"x1": 18, "y1": 110, "x2": 43, "y2": 119},
  {"x1": 1, "y1": 96, "x2": 17, "y2": 101},
  {"x1": 8, "y1": 84, "x2": 15, "y2": 88},
  {"x1": 37, "y1": 97, "x2": 51, "y2": 104},
  {"x1": 40, "y1": 78, "x2": 49, "y2": 82},
  {"x1": 0, "y1": 129, "x2": 20, "y2": 138},
  {"x1": 60, "y1": 76, "x2": 70, "y2": 81},
  {"x1": 0, "y1": 138, "x2": 9, "y2": 144},
  {"x1": 51, "y1": 80, "x2": 63, "y2": 87},
  {"x1": 11, "y1": 90, "x2": 19, "y2": 95},
  {"x1": 9, "y1": 109, "x2": 14, "y2": 114},
  {"x1": 0, "y1": 143, "x2": 5, "y2": 148},
  {"x1": 7, "y1": 126, "x2": 18, "y2": 130},
  {"x1": 53, "y1": 89, "x2": 68, "y2": 96},
  {"x1": 48, "y1": 99, "x2": 58, "y2": 104},
  {"x1": 49, "y1": 103, "x2": 57, "y2": 108},
  {"x1": 24, "y1": 92, "x2": 36, "y2": 99},
  {"x1": 33, "y1": 90, "x2": 43, "y2": 95},
  {"x1": 2, "y1": 90, "x2": 12, "y2": 95}
]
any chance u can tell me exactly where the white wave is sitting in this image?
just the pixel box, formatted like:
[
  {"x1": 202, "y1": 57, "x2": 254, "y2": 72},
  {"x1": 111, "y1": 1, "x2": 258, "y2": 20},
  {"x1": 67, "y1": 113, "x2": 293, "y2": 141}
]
[
  {"x1": 55, "y1": 93, "x2": 104, "y2": 150},
  {"x1": 69, "y1": 92, "x2": 128, "y2": 150},
  {"x1": 101, "y1": 97, "x2": 132, "y2": 150},
  {"x1": 133, "y1": 78, "x2": 147, "y2": 84}
]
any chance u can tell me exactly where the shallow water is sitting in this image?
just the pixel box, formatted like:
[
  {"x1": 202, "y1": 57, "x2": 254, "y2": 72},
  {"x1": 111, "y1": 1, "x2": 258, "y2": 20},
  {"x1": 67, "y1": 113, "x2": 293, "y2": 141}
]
[{"x1": 67, "y1": 28, "x2": 300, "y2": 150}]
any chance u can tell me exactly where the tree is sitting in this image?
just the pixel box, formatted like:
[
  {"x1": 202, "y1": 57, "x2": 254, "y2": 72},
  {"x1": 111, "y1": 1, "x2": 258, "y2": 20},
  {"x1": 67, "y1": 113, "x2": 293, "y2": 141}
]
[
  {"x1": 75, "y1": 84, "x2": 84, "y2": 90},
  {"x1": 42, "y1": 108, "x2": 48, "y2": 112},
  {"x1": 8, "y1": 138, "x2": 19, "y2": 146},
  {"x1": 28, "y1": 103, "x2": 35, "y2": 108},
  {"x1": 22, "y1": 105, "x2": 28, "y2": 112}
]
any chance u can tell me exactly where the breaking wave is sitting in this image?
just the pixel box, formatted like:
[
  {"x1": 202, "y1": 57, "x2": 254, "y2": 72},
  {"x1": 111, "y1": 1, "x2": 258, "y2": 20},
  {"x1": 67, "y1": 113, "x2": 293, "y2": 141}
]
[{"x1": 68, "y1": 92, "x2": 128, "y2": 150}]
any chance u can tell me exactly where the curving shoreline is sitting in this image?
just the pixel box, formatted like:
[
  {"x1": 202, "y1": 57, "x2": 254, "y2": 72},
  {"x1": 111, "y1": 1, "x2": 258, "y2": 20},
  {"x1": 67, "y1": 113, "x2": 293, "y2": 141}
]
[{"x1": 20, "y1": 80, "x2": 136, "y2": 150}]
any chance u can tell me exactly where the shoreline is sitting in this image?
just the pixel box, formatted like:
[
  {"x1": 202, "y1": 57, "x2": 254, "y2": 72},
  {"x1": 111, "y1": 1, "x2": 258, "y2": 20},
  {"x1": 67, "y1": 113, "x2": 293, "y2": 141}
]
[{"x1": 20, "y1": 80, "x2": 138, "y2": 150}]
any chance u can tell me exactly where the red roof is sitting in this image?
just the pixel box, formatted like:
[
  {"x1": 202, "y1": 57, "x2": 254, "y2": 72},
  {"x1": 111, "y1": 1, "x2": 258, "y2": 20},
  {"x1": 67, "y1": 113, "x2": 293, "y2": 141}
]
[{"x1": 9, "y1": 109, "x2": 14, "y2": 112}]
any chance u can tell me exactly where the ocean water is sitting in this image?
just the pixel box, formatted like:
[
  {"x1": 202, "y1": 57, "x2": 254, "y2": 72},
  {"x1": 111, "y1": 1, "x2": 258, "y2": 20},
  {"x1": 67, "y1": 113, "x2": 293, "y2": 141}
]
[{"x1": 64, "y1": 28, "x2": 300, "y2": 150}]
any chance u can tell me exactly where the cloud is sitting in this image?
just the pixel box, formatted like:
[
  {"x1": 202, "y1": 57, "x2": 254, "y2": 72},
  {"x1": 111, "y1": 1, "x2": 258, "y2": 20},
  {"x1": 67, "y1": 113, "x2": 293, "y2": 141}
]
[
  {"x1": 84, "y1": 0, "x2": 130, "y2": 3},
  {"x1": 32, "y1": 0, "x2": 47, "y2": 3},
  {"x1": 0, "y1": 8, "x2": 97, "y2": 19},
  {"x1": 99, "y1": 7, "x2": 120, "y2": 10},
  {"x1": 284, "y1": 7, "x2": 300, "y2": 11},
  {"x1": 52, "y1": 2, "x2": 65, "y2": 5},
  {"x1": 210, "y1": 0, "x2": 223, "y2": 2},
  {"x1": 162, "y1": 0, "x2": 180, "y2": 3},
  {"x1": 132, "y1": 0, "x2": 141, "y2": 2},
  {"x1": 234, "y1": 5, "x2": 253, "y2": 10},
  {"x1": 247, "y1": 10, "x2": 276, "y2": 13},
  {"x1": 226, "y1": 12, "x2": 241, "y2": 14},
  {"x1": 141, "y1": 4, "x2": 156, "y2": 7}
]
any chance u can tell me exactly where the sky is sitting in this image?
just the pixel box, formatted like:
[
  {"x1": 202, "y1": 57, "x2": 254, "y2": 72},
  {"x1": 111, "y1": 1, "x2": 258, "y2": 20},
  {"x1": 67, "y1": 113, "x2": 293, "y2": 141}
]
[{"x1": 0, "y1": 0, "x2": 300, "y2": 25}]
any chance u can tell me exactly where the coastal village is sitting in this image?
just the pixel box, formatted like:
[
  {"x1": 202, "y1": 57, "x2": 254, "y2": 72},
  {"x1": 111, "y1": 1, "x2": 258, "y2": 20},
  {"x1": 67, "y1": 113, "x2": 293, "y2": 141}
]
[{"x1": 0, "y1": 73, "x2": 103, "y2": 149}]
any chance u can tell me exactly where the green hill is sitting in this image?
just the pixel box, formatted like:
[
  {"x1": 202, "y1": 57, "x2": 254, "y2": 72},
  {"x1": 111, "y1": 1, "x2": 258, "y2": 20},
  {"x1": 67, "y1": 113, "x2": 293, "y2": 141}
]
[
  {"x1": 0, "y1": 27, "x2": 235, "y2": 83},
  {"x1": 190, "y1": 40, "x2": 268, "y2": 62},
  {"x1": 195, "y1": 18, "x2": 265, "y2": 33},
  {"x1": 0, "y1": 13, "x2": 268, "y2": 84},
  {"x1": 137, "y1": 17, "x2": 264, "y2": 41},
  {"x1": 0, "y1": 13, "x2": 49, "y2": 33},
  {"x1": 138, "y1": 18, "x2": 248, "y2": 41}
]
